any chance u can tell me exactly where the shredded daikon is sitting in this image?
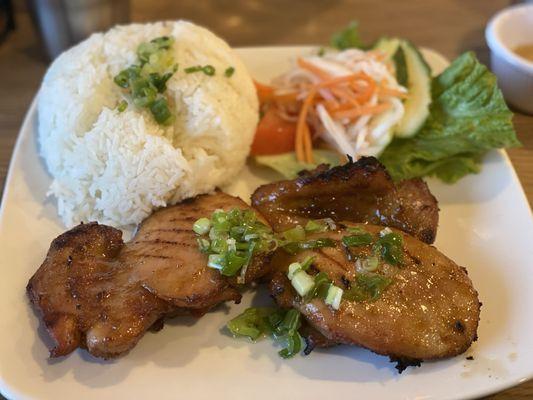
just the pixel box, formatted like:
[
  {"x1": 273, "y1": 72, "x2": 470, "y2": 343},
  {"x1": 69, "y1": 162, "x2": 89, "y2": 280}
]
[{"x1": 270, "y1": 48, "x2": 407, "y2": 161}]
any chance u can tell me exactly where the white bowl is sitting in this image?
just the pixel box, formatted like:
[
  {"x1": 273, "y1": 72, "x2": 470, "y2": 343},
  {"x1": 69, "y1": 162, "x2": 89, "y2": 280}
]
[{"x1": 486, "y1": 3, "x2": 533, "y2": 114}]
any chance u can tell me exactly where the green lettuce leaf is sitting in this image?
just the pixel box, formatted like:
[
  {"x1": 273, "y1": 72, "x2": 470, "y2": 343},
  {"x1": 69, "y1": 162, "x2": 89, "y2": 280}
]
[
  {"x1": 380, "y1": 51, "x2": 520, "y2": 183},
  {"x1": 254, "y1": 150, "x2": 342, "y2": 179},
  {"x1": 330, "y1": 21, "x2": 365, "y2": 50}
]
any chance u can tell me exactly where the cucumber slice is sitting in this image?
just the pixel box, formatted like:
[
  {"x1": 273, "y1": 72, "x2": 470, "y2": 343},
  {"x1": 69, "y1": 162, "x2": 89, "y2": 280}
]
[
  {"x1": 373, "y1": 38, "x2": 432, "y2": 138},
  {"x1": 395, "y1": 40, "x2": 431, "y2": 137},
  {"x1": 373, "y1": 37, "x2": 401, "y2": 59},
  {"x1": 393, "y1": 46, "x2": 408, "y2": 86}
]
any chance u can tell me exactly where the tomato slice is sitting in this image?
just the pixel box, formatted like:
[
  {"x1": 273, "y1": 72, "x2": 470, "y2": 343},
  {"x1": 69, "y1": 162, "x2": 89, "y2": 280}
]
[{"x1": 251, "y1": 108, "x2": 297, "y2": 155}]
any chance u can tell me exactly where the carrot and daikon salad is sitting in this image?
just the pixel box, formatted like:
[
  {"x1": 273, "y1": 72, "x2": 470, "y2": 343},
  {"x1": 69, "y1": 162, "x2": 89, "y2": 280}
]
[{"x1": 252, "y1": 48, "x2": 407, "y2": 163}]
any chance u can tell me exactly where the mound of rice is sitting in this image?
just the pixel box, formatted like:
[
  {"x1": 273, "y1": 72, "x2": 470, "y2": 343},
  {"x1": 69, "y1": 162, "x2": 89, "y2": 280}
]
[{"x1": 38, "y1": 21, "x2": 258, "y2": 228}]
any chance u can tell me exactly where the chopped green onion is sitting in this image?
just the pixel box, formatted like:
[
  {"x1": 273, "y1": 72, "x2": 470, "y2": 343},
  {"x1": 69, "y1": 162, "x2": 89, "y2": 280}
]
[
  {"x1": 374, "y1": 232, "x2": 404, "y2": 266},
  {"x1": 150, "y1": 36, "x2": 174, "y2": 49},
  {"x1": 342, "y1": 233, "x2": 373, "y2": 247},
  {"x1": 150, "y1": 97, "x2": 173, "y2": 125},
  {"x1": 300, "y1": 255, "x2": 315, "y2": 271},
  {"x1": 227, "y1": 307, "x2": 279, "y2": 340},
  {"x1": 343, "y1": 273, "x2": 392, "y2": 302},
  {"x1": 197, "y1": 238, "x2": 210, "y2": 253},
  {"x1": 185, "y1": 65, "x2": 216, "y2": 76},
  {"x1": 304, "y1": 219, "x2": 329, "y2": 233},
  {"x1": 207, "y1": 254, "x2": 224, "y2": 270},
  {"x1": 202, "y1": 65, "x2": 215, "y2": 76},
  {"x1": 347, "y1": 226, "x2": 368, "y2": 235},
  {"x1": 291, "y1": 270, "x2": 315, "y2": 296},
  {"x1": 227, "y1": 307, "x2": 303, "y2": 358},
  {"x1": 282, "y1": 238, "x2": 336, "y2": 254},
  {"x1": 113, "y1": 66, "x2": 141, "y2": 88},
  {"x1": 131, "y1": 78, "x2": 157, "y2": 107},
  {"x1": 224, "y1": 66, "x2": 235, "y2": 77},
  {"x1": 359, "y1": 255, "x2": 379, "y2": 272},
  {"x1": 301, "y1": 238, "x2": 336, "y2": 249},
  {"x1": 325, "y1": 285, "x2": 343, "y2": 310},
  {"x1": 278, "y1": 331, "x2": 302, "y2": 358},
  {"x1": 148, "y1": 71, "x2": 175, "y2": 93},
  {"x1": 113, "y1": 36, "x2": 177, "y2": 125},
  {"x1": 137, "y1": 36, "x2": 175, "y2": 64},
  {"x1": 185, "y1": 65, "x2": 202, "y2": 73},
  {"x1": 380, "y1": 227, "x2": 393, "y2": 237},
  {"x1": 194, "y1": 208, "x2": 276, "y2": 277},
  {"x1": 237, "y1": 241, "x2": 256, "y2": 284},
  {"x1": 287, "y1": 262, "x2": 302, "y2": 280},
  {"x1": 282, "y1": 225, "x2": 306, "y2": 242},
  {"x1": 226, "y1": 238, "x2": 237, "y2": 252},
  {"x1": 117, "y1": 100, "x2": 128, "y2": 112},
  {"x1": 226, "y1": 307, "x2": 302, "y2": 358},
  {"x1": 193, "y1": 217, "x2": 211, "y2": 235},
  {"x1": 307, "y1": 271, "x2": 332, "y2": 301},
  {"x1": 275, "y1": 309, "x2": 303, "y2": 358},
  {"x1": 221, "y1": 251, "x2": 247, "y2": 276}
]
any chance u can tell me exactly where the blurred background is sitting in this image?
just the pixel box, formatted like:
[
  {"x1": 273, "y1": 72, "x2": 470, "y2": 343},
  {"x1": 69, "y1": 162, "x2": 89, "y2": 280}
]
[{"x1": 0, "y1": 1, "x2": 532, "y2": 399}]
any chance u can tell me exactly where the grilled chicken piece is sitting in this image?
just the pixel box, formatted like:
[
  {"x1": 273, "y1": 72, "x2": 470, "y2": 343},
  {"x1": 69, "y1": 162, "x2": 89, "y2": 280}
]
[
  {"x1": 27, "y1": 192, "x2": 271, "y2": 359},
  {"x1": 269, "y1": 224, "x2": 480, "y2": 367},
  {"x1": 252, "y1": 157, "x2": 439, "y2": 244}
]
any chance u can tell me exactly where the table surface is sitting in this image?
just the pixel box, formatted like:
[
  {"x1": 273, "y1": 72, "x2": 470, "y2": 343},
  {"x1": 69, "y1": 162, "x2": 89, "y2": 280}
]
[{"x1": 0, "y1": 0, "x2": 532, "y2": 399}]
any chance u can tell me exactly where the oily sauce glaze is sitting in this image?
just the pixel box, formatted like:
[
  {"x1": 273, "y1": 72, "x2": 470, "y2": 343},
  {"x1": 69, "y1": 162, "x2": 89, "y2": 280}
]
[
  {"x1": 252, "y1": 157, "x2": 439, "y2": 244},
  {"x1": 269, "y1": 224, "x2": 480, "y2": 369},
  {"x1": 27, "y1": 192, "x2": 272, "y2": 359}
]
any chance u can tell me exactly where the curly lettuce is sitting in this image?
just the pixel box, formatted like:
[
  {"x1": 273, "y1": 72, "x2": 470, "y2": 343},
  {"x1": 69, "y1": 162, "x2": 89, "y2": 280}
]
[{"x1": 380, "y1": 51, "x2": 520, "y2": 183}]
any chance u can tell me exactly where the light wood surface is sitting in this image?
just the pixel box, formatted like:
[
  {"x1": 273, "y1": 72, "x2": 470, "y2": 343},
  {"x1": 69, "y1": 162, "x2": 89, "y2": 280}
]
[{"x1": 0, "y1": 1, "x2": 532, "y2": 398}]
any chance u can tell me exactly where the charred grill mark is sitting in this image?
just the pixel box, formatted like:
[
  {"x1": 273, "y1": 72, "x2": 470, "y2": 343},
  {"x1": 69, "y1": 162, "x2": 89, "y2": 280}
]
[
  {"x1": 134, "y1": 254, "x2": 173, "y2": 259},
  {"x1": 168, "y1": 216, "x2": 197, "y2": 223},
  {"x1": 131, "y1": 239, "x2": 182, "y2": 246},
  {"x1": 144, "y1": 228, "x2": 192, "y2": 233},
  {"x1": 317, "y1": 249, "x2": 350, "y2": 275}
]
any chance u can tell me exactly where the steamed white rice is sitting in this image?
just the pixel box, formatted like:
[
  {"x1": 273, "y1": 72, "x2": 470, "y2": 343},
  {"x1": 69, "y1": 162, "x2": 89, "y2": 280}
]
[{"x1": 38, "y1": 21, "x2": 258, "y2": 228}]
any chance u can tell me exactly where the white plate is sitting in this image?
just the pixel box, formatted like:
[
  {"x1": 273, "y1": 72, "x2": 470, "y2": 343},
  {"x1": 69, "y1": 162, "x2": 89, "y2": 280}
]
[{"x1": 1, "y1": 47, "x2": 532, "y2": 400}]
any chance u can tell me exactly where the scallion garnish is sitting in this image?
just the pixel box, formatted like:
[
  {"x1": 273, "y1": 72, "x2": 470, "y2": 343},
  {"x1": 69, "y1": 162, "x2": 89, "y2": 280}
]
[
  {"x1": 282, "y1": 225, "x2": 306, "y2": 242},
  {"x1": 224, "y1": 66, "x2": 235, "y2": 77},
  {"x1": 291, "y1": 270, "x2": 315, "y2": 296},
  {"x1": 113, "y1": 36, "x2": 177, "y2": 125},
  {"x1": 282, "y1": 238, "x2": 336, "y2": 254},
  {"x1": 300, "y1": 255, "x2": 315, "y2": 271},
  {"x1": 304, "y1": 219, "x2": 330, "y2": 233},
  {"x1": 227, "y1": 306, "x2": 303, "y2": 359},
  {"x1": 374, "y1": 232, "x2": 403, "y2": 266},
  {"x1": 202, "y1": 65, "x2": 215, "y2": 76},
  {"x1": 117, "y1": 100, "x2": 128, "y2": 112},
  {"x1": 356, "y1": 255, "x2": 379, "y2": 272},
  {"x1": 343, "y1": 273, "x2": 392, "y2": 302},
  {"x1": 193, "y1": 208, "x2": 276, "y2": 279},
  {"x1": 325, "y1": 285, "x2": 343, "y2": 309},
  {"x1": 185, "y1": 64, "x2": 216, "y2": 76},
  {"x1": 342, "y1": 233, "x2": 373, "y2": 247},
  {"x1": 184, "y1": 65, "x2": 202, "y2": 74},
  {"x1": 306, "y1": 271, "x2": 332, "y2": 301},
  {"x1": 150, "y1": 97, "x2": 174, "y2": 125}
]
